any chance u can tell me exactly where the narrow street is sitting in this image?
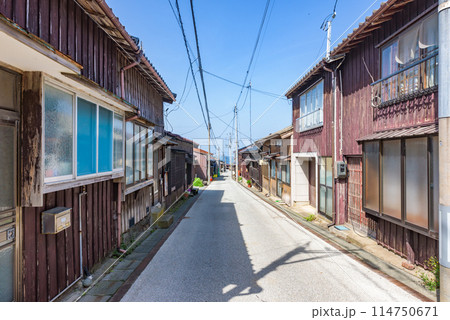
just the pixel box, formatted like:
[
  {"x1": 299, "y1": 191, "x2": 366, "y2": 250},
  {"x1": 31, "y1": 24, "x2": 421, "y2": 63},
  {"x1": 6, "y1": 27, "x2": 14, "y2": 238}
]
[{"x1": 121, "y1": 172, "x2": 420, "y2": 302}]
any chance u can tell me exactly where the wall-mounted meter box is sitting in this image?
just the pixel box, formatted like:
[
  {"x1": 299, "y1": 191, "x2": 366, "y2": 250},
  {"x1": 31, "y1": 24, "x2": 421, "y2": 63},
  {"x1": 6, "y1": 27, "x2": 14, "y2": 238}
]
[
  {"x1": 336, "y1": 161, "x2": 347, "y2": 178},
  {"x1": 41, "y1": 207, "x2": 71, "y2": 234}
]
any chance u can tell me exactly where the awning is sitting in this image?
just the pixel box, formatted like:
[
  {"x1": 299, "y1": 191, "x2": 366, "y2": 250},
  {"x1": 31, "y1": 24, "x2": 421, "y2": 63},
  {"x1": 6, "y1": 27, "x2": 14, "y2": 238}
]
[{"x1": 357, "y1": 124, "x2": 438, "y2": 142}]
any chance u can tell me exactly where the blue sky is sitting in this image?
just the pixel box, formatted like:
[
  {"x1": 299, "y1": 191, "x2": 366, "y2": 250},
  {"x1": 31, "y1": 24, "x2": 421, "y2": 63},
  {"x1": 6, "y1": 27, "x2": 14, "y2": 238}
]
[{"x1": 107, "y1": 0, "x2": 383, "y2": 159}]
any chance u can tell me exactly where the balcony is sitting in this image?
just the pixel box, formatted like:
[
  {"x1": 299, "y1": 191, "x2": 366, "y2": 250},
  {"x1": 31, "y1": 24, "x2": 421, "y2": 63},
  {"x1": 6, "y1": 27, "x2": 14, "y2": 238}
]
[
  {"x1": 371, "y1": 52, "x2": 438, "y2": 108},
  {"x1": 295, "y1": 108, "x2": 323, "y2": 133}
]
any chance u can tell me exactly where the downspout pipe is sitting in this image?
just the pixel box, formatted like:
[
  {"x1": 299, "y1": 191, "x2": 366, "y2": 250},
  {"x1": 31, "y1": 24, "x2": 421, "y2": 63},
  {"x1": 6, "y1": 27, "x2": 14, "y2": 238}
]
[{"x1": 438, "y1": 0, "x2": 450, "y2": 302}]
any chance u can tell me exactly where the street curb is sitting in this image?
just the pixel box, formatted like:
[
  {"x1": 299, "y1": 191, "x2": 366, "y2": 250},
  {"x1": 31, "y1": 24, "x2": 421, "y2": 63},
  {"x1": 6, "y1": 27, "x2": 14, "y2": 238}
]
[
  {"x1": 109, "y1": 188, "x2": 206, "y2": 302},
  {"x1": 235, "y1": 179, "x2": 435, "y2": 302}
]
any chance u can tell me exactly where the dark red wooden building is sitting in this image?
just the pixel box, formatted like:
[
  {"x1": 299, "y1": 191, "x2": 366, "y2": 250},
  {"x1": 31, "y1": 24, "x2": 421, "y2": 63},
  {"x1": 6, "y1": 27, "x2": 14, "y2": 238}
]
[
  {"x1": 287, "y1": 0, "x2": 439, "y2": 267},
  {"x1": 0, "y1": 0, "x2": 174, "y2": 301}
]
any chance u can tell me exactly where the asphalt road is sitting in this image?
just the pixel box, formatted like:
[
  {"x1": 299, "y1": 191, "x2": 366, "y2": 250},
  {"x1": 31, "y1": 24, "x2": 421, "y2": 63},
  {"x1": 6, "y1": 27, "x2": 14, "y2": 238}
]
[{"x1": 121, "y1": 172, "x2": 420, "y2": 302}]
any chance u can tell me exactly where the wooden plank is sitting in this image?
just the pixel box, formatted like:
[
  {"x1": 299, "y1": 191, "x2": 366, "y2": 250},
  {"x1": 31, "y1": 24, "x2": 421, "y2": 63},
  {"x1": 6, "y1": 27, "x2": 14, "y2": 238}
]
[
  {"x1": 72, "y1": 187, "x2": 80, "y2": 279},
  {"x1": 98, "y1": 181, "x2": 103, "y2": 258},
  {"x1": 107, "y1": 180, "x2": 111, "y2": 251},
  {"x1": 21, "y1": 72, "x2": 43, "y2": 207},
  {"x1": 59, "y1": 0, "x2": 68, "y2": 53},
  {"x1": 87, "y1": 183, "x2": 93, "y2": 268},
  {"x1": 49, "y1": 0, "x2": 59, "y2": 48},
  {"x1": 67, "y1": 0, "x2": 75, "y2": 59},
  {"x1": 75, "y1": 4, "x2": 82, "y2": 63},
  {"x1": 93, "y1": 182, "x2": 99, "y2": 263},
  {"x1": 65, "y1": 188, "x2": 75, "y2": 284},
  {"x1": 27, "y1": 0, "x2": 39, "y2": 35},
  {"x1": 13, "y1": 0, "x2": 26, "y2": 28},
  {"x1": 35, "y1": 205, "x2": 48, "y2": 301},
  {"x1": 22, "y1": 207, "x2": 37, "y2": 302},
  {"x1": 0, "y1": 0, "x2": 13, "y2": 18},
  {"x1": 88, "y1": 18, "x2": 94, "y2": 80},
  {"x1": 45, "y1": 192, "x2": 58, "y2": 300},
  {"x1": 56, "y1": 190, "x2": 67, "y2": 292},
  {"x1": 103, "y1": 181, "x2": 107, "y2": 255},
  {"x1": 80, "y1": 187, "x2": 88, "y2": 273}
]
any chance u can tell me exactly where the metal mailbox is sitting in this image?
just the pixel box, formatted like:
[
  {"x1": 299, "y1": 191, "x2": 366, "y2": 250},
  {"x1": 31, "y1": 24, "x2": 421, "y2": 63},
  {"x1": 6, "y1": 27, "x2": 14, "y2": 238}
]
[{"x1": 41, "y1": 207, "x2": 71, "y2": 234}]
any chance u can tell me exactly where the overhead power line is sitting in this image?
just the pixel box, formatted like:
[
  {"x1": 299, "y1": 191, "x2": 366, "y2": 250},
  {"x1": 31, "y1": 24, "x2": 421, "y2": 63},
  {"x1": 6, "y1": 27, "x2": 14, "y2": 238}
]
[{"x1": 174, "y1": 0, "x2": 209, "y2": 130}]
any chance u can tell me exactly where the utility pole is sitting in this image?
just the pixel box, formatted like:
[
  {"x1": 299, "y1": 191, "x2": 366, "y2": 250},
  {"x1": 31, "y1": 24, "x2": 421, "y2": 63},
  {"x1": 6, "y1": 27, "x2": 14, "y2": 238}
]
[
  {"x1": 235, "y1": 104, "x2": 238, "y2": 181},
  {"x1": 207, "y1": 124, "x2": 211, "y2": 185},
  {"x1": 439, "y1": 0, "x2": 450, "y2": 302}
]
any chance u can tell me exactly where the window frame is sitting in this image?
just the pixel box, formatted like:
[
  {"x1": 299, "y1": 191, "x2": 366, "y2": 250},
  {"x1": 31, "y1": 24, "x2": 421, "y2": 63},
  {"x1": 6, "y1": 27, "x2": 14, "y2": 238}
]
[
  {"x1": 296, "y1": 79, "x2": 324, "y2": 132},
  {"x1": 43, "y1": 80, "x2": 125, "y2": 185},
  {"x1": 362, "y1": 136, "x2": 438, "y2": 239},
  {"x1": 379, "y1": 12, "x2": 438, "y2": 80}
]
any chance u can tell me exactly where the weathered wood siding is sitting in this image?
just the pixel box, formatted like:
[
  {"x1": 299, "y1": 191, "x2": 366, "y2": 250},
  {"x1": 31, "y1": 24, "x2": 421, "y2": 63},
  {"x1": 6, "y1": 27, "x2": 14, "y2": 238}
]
[
  {"x1": 377, "y1": 219, "x2": 438, "y2": 267},
  {"x1": 292, "y1": 72, "x2": 333, "y2": 156},
  {"x1": 0, "y1": 0, "x2": 163, "y2": 126},
  {"x1": 122, "y1": 186, "x2": 153, "y2": 233},
  {"x1": 22, "y1": 181, "x2": 116, "y2": 301},
  {"x1": 341, "y1": 0, "x2": 439, "y2": 156}
]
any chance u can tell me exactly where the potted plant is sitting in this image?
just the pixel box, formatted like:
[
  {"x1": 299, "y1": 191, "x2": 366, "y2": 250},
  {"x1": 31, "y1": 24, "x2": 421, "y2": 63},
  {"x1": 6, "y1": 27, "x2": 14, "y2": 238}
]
[{"x1": 247, "y1": 179, "x2": 252, "y2": 187}]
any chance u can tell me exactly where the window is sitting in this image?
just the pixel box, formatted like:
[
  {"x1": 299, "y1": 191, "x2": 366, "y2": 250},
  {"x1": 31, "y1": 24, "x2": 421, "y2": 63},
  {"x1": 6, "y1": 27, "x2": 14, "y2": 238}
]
[
  {"x1": 377, "y1": 13, "x2": 438, "y2": 103},
  {"x1": 271, "y1": 160, "x2": 276, "y2": 178},
  {"x1": 98, "y1": 106, "x2": 113, "y2": 173},
  {"x1": 281, "y1": 163, "x2": 290, "y2": 184},
  {"x1": 125, "y1": 121, "x2": 134, "y2": 185},
  {"x1": 319, "y1": 157, "x2": 333, "y2": 219},
  {"x1": 44, "y1": 85, "x2": 73, "y2": 179},
  {"x1": 382, "y1": 140, "x2": 401, "y2": 220},
  {"x1": 362, "y1": 136, "x2": 438, "y2": 235},
  {"x1": 44, "y1": 83, "x2": 125, "y2": 182},
  {"x1": 296, "y1": 80, "x2": 323, "y2": 132},
  {"x1": 147, "y1": 128, "x2": 153, "y2": 179},
  {"x1": 113, "y1": 114, "x2": 124, "y2": 170},
  {"x1": 77, "y1": 98, "x2": 97, "y2": 176},
  {"x1": 363, "y1": 141, "x2": 379, "y2": 212},
  {"x1": 125, "y1": 122, "x2": 154, "y2": 186}
]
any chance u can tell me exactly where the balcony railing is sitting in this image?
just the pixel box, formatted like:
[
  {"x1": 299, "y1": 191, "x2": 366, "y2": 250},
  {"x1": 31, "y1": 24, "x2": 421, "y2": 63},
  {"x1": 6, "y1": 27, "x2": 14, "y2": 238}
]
[
  {"x1": 295, "y1": 108, "x2": 323, "y2": 132},
  {"x1": 371, "y1": 52, "x2": 438, "y2": 107}
]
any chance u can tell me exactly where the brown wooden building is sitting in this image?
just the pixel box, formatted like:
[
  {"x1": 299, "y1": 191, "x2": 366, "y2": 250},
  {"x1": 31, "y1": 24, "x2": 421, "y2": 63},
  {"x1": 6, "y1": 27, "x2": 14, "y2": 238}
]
[
  {"x1": 0, "y1": 0, "x2": 174, "y2": 301},
  {"x1": 287, "y1": 0, "x2": 438, "y2": 266}
]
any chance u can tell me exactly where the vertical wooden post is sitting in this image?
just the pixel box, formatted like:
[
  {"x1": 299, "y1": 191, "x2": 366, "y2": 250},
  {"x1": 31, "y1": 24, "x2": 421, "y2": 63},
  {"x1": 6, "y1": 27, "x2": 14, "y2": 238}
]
[{"x1": 21, "y1": 72, "x2": 43, "y2": 207}]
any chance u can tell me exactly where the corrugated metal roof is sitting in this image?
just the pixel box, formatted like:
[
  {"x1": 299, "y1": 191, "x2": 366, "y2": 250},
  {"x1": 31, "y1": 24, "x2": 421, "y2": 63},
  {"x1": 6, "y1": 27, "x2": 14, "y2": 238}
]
[{"x1": 356, "y1": 124, "x2": 438, "y2": 142}]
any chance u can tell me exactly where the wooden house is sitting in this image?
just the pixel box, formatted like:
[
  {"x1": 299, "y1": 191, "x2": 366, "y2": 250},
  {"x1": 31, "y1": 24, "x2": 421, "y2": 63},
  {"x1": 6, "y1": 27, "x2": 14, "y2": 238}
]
[
  {"x1": 0, "y1": 0, "x2": 174, "y2": 301},
  {"x1": 286, "y1": 0, "x2": 439, "y2": 266},
  {"x1": 256, "y1": 126, "x2": 293, "y2": 205}
]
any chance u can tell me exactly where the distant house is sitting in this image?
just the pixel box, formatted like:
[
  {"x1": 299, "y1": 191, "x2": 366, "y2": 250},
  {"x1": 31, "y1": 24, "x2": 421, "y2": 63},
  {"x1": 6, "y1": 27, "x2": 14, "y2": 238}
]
[
  {"x1": 163, "y1": 131, "x2": 194, "y2": 207},
  {"x1": 0, "y1": 0, "x2": 174, "y2": 301},
  {"x1": 255, "y1": 126, "x2": 293, "y2": 205},
  {"x1": 193, "y1": 147, "x2": 210, "y2": 181}
]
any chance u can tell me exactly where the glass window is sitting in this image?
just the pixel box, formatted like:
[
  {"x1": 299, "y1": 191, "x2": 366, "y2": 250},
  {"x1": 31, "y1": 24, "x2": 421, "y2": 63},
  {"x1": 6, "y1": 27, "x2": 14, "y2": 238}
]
[
  {"x1": 140, "y1": 126, "x2": 146, "y2": 180},
  {"x1": 147, "y1": 128, "x2": 153, "y2": 179},
  {"x1": 98, "y1": 107, "x2": 113, "y2": 173},
  {"x1": 405, "y1": 138, "x2": 428, "y2": 228},
  {"x1": 364, "y1": 141, "x2": 380, "y2": 211},
  {"x1": 125, "y1": 121, "x2": 134, "y2": 185},
  {"x1": 134, "y1": 124, "x2": 140, "y2": 182},
  {"x1": 319, "y1": 158, "x2": 325, "y2": 185},
  {"x1": 431, "y1": 136, "x2": 439, "y2": 232},
  {"x1": 281, "y1": 165, "x2": 286, "y2": 182},
  {"x1": 0, "y1": 126, "x2": 15, "y2": 211},
  {"x1": 77, "y1": 98, "x2": 97, "y2": 176},
  {"x1": 382, "y1": 140, "x2": 402, "y2": 220},
  {"x1": 297, "y1": 80, "x2": 324, "y2": 132},
  {"x1": 286, "y1": 163, "x2": 290, "y2": 184},
  {"x1": 113, "y1": 114, "x2": 124, "y2": 170},
  {"x1": 0, "y1": 68, "x2": 19, "y2": 111},
  {"x1": 271, "y1": 160, "x2": 276, "y2": 178},
  {"x1": 44, "y1": 85, "x2": 73, "y2": 179}
]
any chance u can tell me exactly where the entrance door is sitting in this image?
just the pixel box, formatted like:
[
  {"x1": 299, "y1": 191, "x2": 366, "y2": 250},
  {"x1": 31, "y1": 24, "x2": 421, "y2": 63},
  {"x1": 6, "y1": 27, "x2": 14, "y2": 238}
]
[
  {"x1": 319, "y1": 157, "x2": 333, "y2": 219},
  {"x1": 276, "y1": 161, "x2": 282, "y2": 197},
  {"x1": 0, "y1": 67, "x2": 20, "y2": 301}
]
